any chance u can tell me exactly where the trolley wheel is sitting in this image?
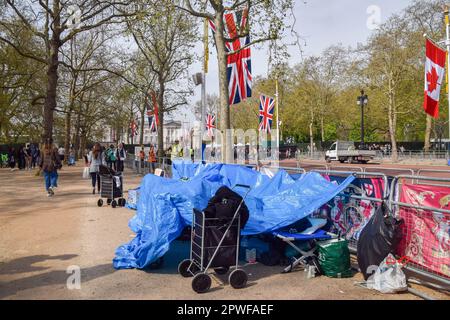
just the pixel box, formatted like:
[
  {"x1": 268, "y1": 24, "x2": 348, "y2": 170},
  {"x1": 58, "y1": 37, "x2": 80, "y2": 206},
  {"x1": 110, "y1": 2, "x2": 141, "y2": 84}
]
[
  {"x1": 229, "y1": 269, "x2": 247, "y2": 289},
  {"x1": 178, "y1": 259, "x2": 194, "y2": 277},
  {"x1": 192, "y1": 273, "x2": 211, "y2": 294},
  {"x1": 214, "y1": 267, "x2": 229, "y2": 275},
  {"x1": 97, "y1": 199, "x2": 103, "y2": 207},
  {"x1": 119, "y1": 198, "x2": 126, "y2": 207},
  {"x1": 111, "y1": 200, "x2": 117, "y2": 208},
  {"x1": 107, "y1": 199, "x2": 112, "y2": 205}
]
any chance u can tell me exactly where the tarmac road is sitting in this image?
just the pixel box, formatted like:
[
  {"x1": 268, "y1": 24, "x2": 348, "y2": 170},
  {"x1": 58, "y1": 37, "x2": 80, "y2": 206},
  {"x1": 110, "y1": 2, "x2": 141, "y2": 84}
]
[
  {"x1": 281, "y1": 158, "x2": 450, "y2": 179},
  {"x1": 0, "y1": 164, "x2": 446, "y2": 300}
]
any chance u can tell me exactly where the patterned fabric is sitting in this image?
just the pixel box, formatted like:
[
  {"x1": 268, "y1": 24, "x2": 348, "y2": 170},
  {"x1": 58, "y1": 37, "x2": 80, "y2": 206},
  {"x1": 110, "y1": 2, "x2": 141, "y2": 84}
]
[
  {"x1": 209, "y1": 9, "x2": 252, "y2": 105},
  {"x1": 258, "y1": 95, "x2": 275, "y2": 133}
]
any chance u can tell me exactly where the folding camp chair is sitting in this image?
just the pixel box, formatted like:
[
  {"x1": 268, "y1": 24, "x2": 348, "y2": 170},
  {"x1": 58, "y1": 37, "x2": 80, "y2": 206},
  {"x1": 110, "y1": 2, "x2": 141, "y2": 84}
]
[{"x1": 273, "y1": 229, "x2": 334, "y2": 273}]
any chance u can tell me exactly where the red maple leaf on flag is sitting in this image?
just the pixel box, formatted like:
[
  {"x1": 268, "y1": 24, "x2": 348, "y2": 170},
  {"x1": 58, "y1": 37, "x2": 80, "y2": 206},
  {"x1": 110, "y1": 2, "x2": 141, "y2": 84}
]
[{"x1": 426, "y1": 66, "x2": 439, "y2": 93}]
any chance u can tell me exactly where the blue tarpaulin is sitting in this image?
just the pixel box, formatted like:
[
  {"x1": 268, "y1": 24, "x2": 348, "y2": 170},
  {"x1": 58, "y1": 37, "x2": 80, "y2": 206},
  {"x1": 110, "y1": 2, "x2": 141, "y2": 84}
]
[{"x1": 113, "y1": 162, "x2": 354, "y2": 269}]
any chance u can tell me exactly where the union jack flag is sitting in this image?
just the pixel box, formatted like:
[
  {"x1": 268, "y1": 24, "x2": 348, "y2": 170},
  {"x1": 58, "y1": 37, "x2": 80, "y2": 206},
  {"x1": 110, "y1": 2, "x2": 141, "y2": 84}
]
[
  {"x1": 206, "y1": 113, "x2": 216, "y2": 137},
  {"x1": 129, "y1": 118, "x2": 138, "y2": 136},
  {"x1": 209, "y1": 9, "x2": 252, "y2": 105},
  {"x1": 258, "y1": 95, "x2": 275, "y2": 133}
]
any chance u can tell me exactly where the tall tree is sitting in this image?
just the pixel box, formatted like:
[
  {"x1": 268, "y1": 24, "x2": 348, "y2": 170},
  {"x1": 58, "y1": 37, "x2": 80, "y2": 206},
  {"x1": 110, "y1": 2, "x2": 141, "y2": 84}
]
[
  {"x1": 404, "y1": 0, "x2": 446, "y2": 151},
  {"x1": 0, "y1": 0, "x2": 137, "y2": 141},
  {"x1": 179, "y1": 0, "x2": 296, "y2": 162},
  {"x1": 127, "y1": 0, "x2": 196, "y2": 156}
]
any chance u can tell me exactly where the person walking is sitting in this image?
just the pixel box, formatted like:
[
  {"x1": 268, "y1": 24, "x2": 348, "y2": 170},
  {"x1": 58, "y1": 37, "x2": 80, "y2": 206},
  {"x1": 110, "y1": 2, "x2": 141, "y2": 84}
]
[
  {"x1": 139, "y1": 145, "x2": 145, "y2": 171},
  {"x1": 105, "y1": 144, "x2": 117, "y2": 171},
  {"x1": 88, "y1": 143, "x2": 104, "y2": 195},
  {"x1": 25, "y1": 144, "x2": 32, "y2": 170},
  {"x1": 116, "y1": 142, "x2": 126, "y2": 173},
  {"x1": 170, "y1": 139, "x2": 182, "y2": 162},
  {"x1": 148, "y1": 144, "x2": 157, "y2": 173},
  {"x1": 39, "y1": 138, "x2": 61, "y2": 197},
  {"x1": 17, "y1": 146, "x2": 26, "y2": 170},
  {"x1": 8, "y1": 147, "x2": 16, "y2": 171},
  {"x1": 30, "y1": 143, "x2": 38, "y2": 169},
  {"x1": 58, "y1": 145, "x2": 65, "y2": 164},
  {"x1": 68, "y1": 147, "x2": 76, "y2": 166}
]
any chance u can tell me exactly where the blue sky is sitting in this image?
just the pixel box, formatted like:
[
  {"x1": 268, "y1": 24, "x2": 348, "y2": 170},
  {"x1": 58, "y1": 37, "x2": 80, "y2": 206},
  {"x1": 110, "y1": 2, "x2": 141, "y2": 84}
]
[{"x1": 183, "y1": 0, "x2": 414, "y2": 121}]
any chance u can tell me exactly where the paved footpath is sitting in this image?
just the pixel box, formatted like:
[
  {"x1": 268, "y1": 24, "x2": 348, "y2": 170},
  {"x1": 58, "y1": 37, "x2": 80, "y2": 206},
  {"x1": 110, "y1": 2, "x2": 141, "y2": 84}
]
[{"x1": 0, "y1": 164, "x2": 445, "y2": 300}]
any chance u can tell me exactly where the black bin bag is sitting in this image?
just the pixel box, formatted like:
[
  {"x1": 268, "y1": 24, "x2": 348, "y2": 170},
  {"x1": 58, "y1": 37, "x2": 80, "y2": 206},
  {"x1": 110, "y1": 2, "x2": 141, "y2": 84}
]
[
  {"x1": 357, "y1": 202, "x2": 403, "y2": 280},
  {"x1": 203, "y1": 186, "x2": 249, "y2": 227}
]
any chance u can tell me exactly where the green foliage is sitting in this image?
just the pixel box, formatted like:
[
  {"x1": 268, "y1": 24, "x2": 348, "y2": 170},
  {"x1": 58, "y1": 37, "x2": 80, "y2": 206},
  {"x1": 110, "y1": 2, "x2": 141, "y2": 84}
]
[{"x1": 232, "y1": 0, "x2": 447, "y2": 146}]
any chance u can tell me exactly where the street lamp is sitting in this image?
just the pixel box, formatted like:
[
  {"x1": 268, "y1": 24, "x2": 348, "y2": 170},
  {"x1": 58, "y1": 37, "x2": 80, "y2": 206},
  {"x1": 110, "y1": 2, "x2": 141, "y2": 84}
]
[{"x1": 356, "y1": 90, "x2": 368, "y2": 150}]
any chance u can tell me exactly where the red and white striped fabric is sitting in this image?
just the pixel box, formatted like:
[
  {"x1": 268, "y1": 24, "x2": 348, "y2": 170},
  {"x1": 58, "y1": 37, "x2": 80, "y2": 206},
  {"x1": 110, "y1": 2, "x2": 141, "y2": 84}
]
[{"x1": 423, "y1": 39, "x2": 447, "y2": 118}]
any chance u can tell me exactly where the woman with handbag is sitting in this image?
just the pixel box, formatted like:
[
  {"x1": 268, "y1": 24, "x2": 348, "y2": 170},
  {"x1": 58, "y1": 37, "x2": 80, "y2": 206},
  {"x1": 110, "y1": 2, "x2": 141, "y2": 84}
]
[
  {"x1": 88, "y1": 143, "x2": 104, "y2": 194},
  {"x1": 39, "y1": 138, "x2": 62, "y2": 197}
]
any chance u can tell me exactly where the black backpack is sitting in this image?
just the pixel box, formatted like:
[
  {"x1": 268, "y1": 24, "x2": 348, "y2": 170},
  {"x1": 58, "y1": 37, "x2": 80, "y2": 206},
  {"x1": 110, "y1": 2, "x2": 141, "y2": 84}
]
[{"x1": 203, "y1": 186, "x2": 249, "y2": 228}]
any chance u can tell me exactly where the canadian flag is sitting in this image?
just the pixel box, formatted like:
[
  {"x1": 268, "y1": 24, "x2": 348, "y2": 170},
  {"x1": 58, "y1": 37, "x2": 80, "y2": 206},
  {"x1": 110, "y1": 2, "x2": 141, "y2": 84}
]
[{"x1": 424, "y1": 39, "x2": 447, "y2": 118}]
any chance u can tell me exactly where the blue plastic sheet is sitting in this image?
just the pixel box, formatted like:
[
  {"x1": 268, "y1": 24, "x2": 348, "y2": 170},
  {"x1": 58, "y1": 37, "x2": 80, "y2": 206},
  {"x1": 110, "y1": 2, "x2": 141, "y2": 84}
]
[{"x1": 113, "y1": 162, "x2": 354, "y2": 269}]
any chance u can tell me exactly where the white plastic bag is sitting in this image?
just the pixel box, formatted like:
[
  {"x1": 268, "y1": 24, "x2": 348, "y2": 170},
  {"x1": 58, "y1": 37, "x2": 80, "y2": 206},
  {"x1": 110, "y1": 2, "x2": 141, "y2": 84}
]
[
  {"x1": 82, "y1": 167, "x2": 90, "y2": 179},
  {"x1": 366, "y1": 253, "x2": 407, "y2": 293}
]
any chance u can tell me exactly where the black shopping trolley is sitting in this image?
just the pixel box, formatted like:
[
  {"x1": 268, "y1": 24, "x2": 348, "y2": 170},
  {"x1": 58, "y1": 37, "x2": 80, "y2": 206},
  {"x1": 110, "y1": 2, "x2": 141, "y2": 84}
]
[
  {"x1": 97, "y1": 165, "x2": 126, "y2": 208},
  {"x1": 178, "y1": 184, "x2": 251, "y2": 293}
]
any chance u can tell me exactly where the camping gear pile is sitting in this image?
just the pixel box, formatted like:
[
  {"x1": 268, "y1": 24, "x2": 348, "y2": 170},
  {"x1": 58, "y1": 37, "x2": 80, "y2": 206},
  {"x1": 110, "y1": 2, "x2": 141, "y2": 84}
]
[
  {"x1": 115, "y1": 161, "x2": 409, "y2": 295},
  {"x1": 113, "y1": 162, "x2": 354, "y2": 269}
]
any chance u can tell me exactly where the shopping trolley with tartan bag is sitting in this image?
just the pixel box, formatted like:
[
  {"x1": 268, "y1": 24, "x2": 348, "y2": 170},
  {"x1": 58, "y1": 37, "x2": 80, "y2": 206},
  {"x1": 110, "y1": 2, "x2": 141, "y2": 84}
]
[{"x1": 97, "y1": 165, "x2": 126, "y2": 208}]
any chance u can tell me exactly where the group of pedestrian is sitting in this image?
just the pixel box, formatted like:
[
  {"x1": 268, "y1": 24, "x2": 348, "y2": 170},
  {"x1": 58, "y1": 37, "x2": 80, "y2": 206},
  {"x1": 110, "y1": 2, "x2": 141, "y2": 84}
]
[
  {"x1": 86, "y1": 142, "x2": 127, "y2": 194},
  {"x1": 368, "y1": 143, "x2": 392, "y2": 155},
  {"x1": 138, "y1": 144, "x2": 157, "y2": 173},
  {"x1": 5, "y1": 144, "x2": 41, "y2": 171}
]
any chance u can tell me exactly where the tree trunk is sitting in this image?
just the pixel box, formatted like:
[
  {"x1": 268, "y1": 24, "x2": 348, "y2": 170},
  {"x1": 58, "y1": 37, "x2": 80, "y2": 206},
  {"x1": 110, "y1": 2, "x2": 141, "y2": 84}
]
[
  {"x1": 309, "y1": 106, "x2": 314, "y2": 157},
  {"x1": 63, "y1": 108, "x2": 72, "y2": 163},
  {"x1": 43, "y1": 1, "x2": 61, "y2": 141},
  {"x1": 214, "y1": 11, "x2": 232, "y2": 163},
  {"x1": 157, "y1": 79, "x2": 165, "y2": 158},
  {"x1": 80, "y1": 127, "x2": 87, "y2": 158},
  {"x1": 388, "y1": 81, "x2": 398, "y2": 162},
  {"x1": 139, "y1": 101, "x2": 145, "y2": 145},
  {"x1": 424, "y1": 115, "x2": 432, "y2": 152},
  {"x1": 321, "y1": 116, "x2": 325, "y2": 142},
  {"x1": 74, "y1": 111, "x2": 81, "y2": 159}
]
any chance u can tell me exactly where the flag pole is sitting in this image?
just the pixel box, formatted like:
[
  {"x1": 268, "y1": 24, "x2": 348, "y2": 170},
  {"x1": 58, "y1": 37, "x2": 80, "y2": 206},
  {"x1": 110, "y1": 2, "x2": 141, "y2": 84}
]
[
  {"x1": 275, "y1": 77, "x2": 280, "y2": 150},
  {"x1": 202, "y1": 17, "x2": 209, "y2": 160},
  {"x1": 445, "y1": 6, "x2": 450, "y2": 141}
]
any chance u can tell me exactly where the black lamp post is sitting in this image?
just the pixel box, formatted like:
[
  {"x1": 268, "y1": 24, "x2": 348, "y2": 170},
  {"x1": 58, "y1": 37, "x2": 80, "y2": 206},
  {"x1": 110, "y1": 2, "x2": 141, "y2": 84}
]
[{"x1": 357, "y1": 90, "x2": 368, "y2": 150}]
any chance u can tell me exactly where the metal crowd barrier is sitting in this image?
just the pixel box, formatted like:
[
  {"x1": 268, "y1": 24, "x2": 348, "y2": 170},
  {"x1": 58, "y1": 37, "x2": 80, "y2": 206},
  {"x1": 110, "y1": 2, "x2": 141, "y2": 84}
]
[
  {"x1": 329, "y1": 165, "x2": 364, "y2": 173},
  {"x1": 364, "y1": 167, "x2": 415, "y2": 176},
  {"x1": 125, "y1": 154, "x2": 172, "y2": 177},
  {"x1": 389, "y1": 175, "x2": 450, "y2": 289},
  {"x1": 309, "y1": 170, "x2": 389, "y2": 252}
]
